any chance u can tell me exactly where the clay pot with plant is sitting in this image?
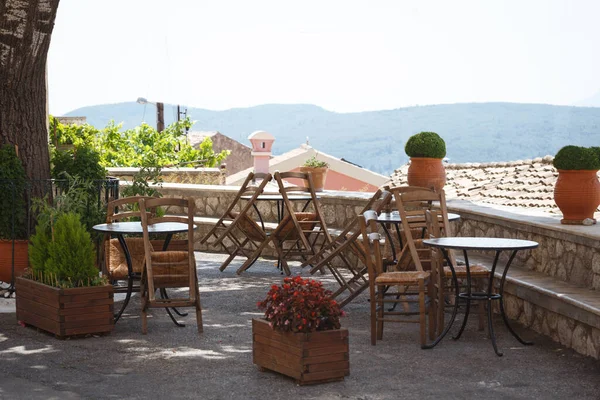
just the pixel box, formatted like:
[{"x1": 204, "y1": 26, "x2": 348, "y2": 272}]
[
  {"x1": 405, "y1": 131, "x2": 447, "y2": 192},
  {"x1": 0, "y1": 144, "x2": 29, "y2": 285},
  {"x1": 300, "y1": 156, "x2": 329, "y2": 192},
  {"x1": 252, "y1": 276, "x2": 349, "y2": 385},
  {"x1": 553, "y1": 145, "x2": 600, "y2": 225}
]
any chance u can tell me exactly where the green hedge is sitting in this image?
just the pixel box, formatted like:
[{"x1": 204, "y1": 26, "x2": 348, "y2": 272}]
[
  {"x1": 405, "y1": 131, "x2": 446, "y2": 159},
  {"x1": 553, "y1": 145, "x2": 600, "y2": 170}
]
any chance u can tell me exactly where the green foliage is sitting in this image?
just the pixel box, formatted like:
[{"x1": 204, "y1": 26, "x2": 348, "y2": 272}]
[
  {"x1": 405, "y1": 131, "x2": 447, "y2": 159},
  {"x1": 51, "y1": 145, "x2": 106, "y2": 182},
  {"x1": 28, "y1": 212, "x2": 102, "y2": 288},
  {"x1": 32, "y1": 176, "x2": 106, "y2": 237},
  {"x1": 49, "y1": 115, "x2": 96, "y2": 146},
  {"x1": 303, "y1": 156, "x2": 329, "y2": 168},
  {"x1": 121, "y1": 166, "x2": 163, "y2": 198},
  {"x1": 0, "y1": 144, "x2": 27, "y2": 239},
  {"x1": 553, "y1": 145, "x2": 600, "y2": 170},
  {"x1": 95, "y1": 118, "x2": 230, "y2": 168}
]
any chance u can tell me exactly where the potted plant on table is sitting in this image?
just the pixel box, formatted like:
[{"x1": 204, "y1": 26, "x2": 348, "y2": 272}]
[
  {"x1": 0, "y1": 144, "x2": 29, "y2": 285},
  {"x1": 300, "y1": 156, "x2": 329, "y2": 192},
  {"x1": 253, "y1": 276, "x2": 349, "y2": 385},
  {"x1": 405, "y1": 131, "x2": 447, "y2": 192},
  {"x1": 16, "y1": 193, "x2": 114, "y2": 338},
  {"x1": 553, "y1": 145, "x2": 600, "y2": 225}
]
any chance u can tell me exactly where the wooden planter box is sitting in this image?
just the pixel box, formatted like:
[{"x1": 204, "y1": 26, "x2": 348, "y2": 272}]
[
  {"x1": 15, "y1": 277, "x2": 114, "y2": 338},
  {"x1": 252, "y1": 318, "x2": 349, "y2": 385}
]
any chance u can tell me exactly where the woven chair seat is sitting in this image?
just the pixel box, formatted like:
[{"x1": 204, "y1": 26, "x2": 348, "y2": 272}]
[
  {"x1": 274, "y1": 212, "x2": 317, "y2": 240},
  {"x1": 228, "y1": 211, "x2": 265, "y2": 242},
  {"x1": 375, "y1": 270, "x2": 430, "y2": 285},
  {"x1": 106, "y1": 237, "x2": 150, "y2": 280},
  {"x1": 444, "y1": 264, "x2": 489, "y2": 277}
]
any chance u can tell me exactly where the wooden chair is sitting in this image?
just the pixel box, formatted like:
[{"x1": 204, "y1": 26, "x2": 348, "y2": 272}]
[
  {"x1": 237, "y1": 171, "x2": 333, "y2": 276},
  {"x1": 425, "y1": 210, "x2": 488, "y2": 335},
  {"x1": 360, "y1": 209, "x2": 434, "y2": 347},
  {"x1": 102, "y1": 196, "x2": 161, "y2": 322},
  {"x1": 304, "y1": 189, "x2": 393, "y2": 307},
  {"x1": 139, "y1": 197, "x2": 203, "y2": 334},
  {"x1": 200, "y1": 172, "x2": 272, "y2": 272}
]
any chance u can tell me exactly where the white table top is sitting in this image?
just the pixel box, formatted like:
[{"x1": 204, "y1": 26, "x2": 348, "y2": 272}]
[
  {"x1": 423, "y1": 237, "x2": 539, "y2": 251},
  {"x1": 92, "y1": 221, "x2": 189, "y2": 234}
]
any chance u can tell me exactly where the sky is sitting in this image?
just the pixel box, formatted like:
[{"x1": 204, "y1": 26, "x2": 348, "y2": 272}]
[{"x1": 47, "y1": 0, "x2": 600, "y2": 116}]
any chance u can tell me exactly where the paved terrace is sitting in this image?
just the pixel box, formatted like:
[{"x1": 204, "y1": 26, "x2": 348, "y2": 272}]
[{"x1": 0, "y1": 253, "x2": 599, "y2": 400}]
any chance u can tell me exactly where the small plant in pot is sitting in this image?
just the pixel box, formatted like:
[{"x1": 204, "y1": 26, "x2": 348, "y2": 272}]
[
  {"x1": 16, "y1": 199, "x2": 114, "y2": 338},
  {"x1": 252, "y1": 276, "x2": 349, "y2": 385},
  {"x1": 553, "y1": 145, "x2": 600, "y2": 225},
  {"x1": 300, "y1": 156, "x2": 329, "y2": 192},
  {"x1": 404, "y1": 131, "x2": 447, "y2": 192},
  {"x1": 0, "y1": 144, "x2": 29, "y2": 285}
]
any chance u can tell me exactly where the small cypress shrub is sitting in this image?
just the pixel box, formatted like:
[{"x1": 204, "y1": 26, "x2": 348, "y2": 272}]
[
  {"x1": 28, "y1": 212, "x2": 103, "y2": 288},
  {"x1": 404, "y1": 131, "x2": 447, "y2": 159},
  {"x1": 553, "y1": 145, "x2": 600, "y2": 171}
]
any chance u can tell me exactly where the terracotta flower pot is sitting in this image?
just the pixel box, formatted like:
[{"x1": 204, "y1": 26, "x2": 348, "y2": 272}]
[
  {"x1": 554, "y1": 169, "x2": 600, "y2": 224},
  {"x1": 0, "y1": 240, "x2": 28, "y2": 283},
  {"x1": 407, "y1": 157, "x2": 446, "y2": 192},
  {"x1": 299, "y1": 167, "x2": 328, "y2": 192}
]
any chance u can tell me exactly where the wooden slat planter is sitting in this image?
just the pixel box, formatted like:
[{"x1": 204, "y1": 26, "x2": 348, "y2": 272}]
[
  {"x1": 252, "y1": 319, "x2": 350, "y2": 385},
  {"x1": 15, "y1": 277, "x2": 114, "y2": 338}
]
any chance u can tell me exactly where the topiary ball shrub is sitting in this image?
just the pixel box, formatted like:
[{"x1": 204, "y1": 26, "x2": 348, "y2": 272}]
[
  {"x1": 405, "y1": 131, "x2": 446, "y2": 159},
  {"x1": 553, "y1": 145, "x2": 600, "y2": 171}
]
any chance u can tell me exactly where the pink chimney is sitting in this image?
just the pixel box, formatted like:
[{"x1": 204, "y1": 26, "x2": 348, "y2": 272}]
[{"x1": 248, "y1": 131, "x2": 274, "y2": 174}]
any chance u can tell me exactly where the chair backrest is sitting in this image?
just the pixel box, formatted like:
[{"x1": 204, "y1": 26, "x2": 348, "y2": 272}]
[
  {"x1": 139, "y1": 197, "x2": 196, "y2": 301},
  {"x1": 273, "y1": 170, "x2": 332, "y2": 246},
  {"x1": 106, "y1": 195, "x2": 158, "y2": 222},
  {"x1": 201, "y1": 172, "x2": 272, "y2": 244},
  {"x1": 392, "y1": 186, "x2": 450, "y2": 272},
  {"x1": 359, "y1": 210, "x2": 386, "y2": 279}
]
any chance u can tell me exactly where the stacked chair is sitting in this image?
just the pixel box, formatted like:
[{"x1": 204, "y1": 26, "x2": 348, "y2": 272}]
[
  {"x1": 237, "y1": 171, "x2": 332, "y2": 276},
  {"x1": 304, "y1": 189, "x2": 393, "y2": 307},
  {"x1": 200, "y1": 172, "x2": 272, "y2": 273}
]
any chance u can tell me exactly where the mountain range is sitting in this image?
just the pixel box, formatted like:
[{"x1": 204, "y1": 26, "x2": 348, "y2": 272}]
[{"x1": 65, "y1": 102, "x2": 600, "y2": 175}]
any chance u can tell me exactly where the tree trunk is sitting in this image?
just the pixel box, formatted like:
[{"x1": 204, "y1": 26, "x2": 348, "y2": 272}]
[{"x1": 0, "y1": 0, "x2": 60, "y2": 198}]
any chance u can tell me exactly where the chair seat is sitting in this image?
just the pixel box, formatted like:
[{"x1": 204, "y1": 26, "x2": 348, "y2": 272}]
[
  {"x1": 375, "y1": 270, "x2": 430, "y2": 285},
  {"x1": 228, "y1": 211, "x2": 266, "y2": 242},
  {"x1": 274, "y1": 212, "x2": 317, "y2": 240},
  {"x1": 107, "y1": 237, "x2": 147, "y2": 280},
  {"x1": 443, "y1": 264, "x2": 489, "y2": 277}
]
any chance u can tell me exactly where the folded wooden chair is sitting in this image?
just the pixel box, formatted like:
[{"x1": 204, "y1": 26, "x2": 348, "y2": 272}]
[
  {"x1": 425, "y1": 210, "x2": 488, "y2": 335},
  {"x1": 237, "y1": 171, "x2": 333, "y2": 276},
  {"x1": 139, "y1": 197, "x2": 203, "y2": 334},
  {"x1": 304, "y1": 189, "x2": 393, "y2": 307},
  {"x1": 200, "y1": 172, "x2": 272, "y2": 272},
  {"x1": 360, "y1": 209, "x2": 435, "y2": 347}
]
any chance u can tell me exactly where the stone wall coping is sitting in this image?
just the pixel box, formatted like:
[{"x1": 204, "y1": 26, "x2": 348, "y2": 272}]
[
  {"x1": 467, "y1": 253, "x2": 600, "y2": 330},
  {"x1": 447, "y1": 199, "x2": 600, "y2": 249},
  {"x1": 108, "y1": 167, "x2": 220, "y2": 175}
]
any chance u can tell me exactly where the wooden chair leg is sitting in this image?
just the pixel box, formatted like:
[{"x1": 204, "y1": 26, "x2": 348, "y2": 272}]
[
  {"x1": 195, "y1": 278, "x2": 203, "y2": 333},
  {"x1": 418, "y1": 280, "x2": 426, "y2": 347},
  {"x1": 141, "y1": 277, "x2": 148, "y2": 334},
  {"x1": 376, "y1": 289, "x2": 384, "y2": 341},
  {"x1": 427, "y1": 279, "x2": 436, "y2": 341},
  {"x1": 370, "y1": 288, "x2": 377, "y2": 345}
]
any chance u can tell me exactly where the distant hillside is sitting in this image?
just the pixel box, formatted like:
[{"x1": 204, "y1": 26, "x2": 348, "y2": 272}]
[{"x1": 65, "y1": 102, "x2": 600, "y2": 175}]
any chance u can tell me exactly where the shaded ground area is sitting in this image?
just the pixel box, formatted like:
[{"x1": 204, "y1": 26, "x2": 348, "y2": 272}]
[{"x1": 0, "y1": 252, "x2": 599, "y2": 399}]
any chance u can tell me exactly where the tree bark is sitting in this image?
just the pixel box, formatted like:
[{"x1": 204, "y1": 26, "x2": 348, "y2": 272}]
[{"x1": 0, "y1": 0, "x2": 60, "y2": 197}]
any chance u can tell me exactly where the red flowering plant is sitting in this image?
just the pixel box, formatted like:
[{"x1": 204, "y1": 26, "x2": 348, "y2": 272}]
[{"x1": 257, "y1": 276, "x2": 345, "y2": 333}]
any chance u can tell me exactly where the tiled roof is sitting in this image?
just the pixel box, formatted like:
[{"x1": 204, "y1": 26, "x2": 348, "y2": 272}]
[{"x1": 387, "y1": 156, "x2": 568, "y2": 213}]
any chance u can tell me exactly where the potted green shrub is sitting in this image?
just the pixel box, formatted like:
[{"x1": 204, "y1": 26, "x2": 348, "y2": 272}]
[
  {"x1": 252, "y1": 276, "x2": 349, "y2": 385},
  {"x1": 16, "y1": 194, "x2": 114, "y2": 338},
  {"x1": 0, "y1": 144, "x2": 28, "y2": 284},
  {"x1": 404, "y1": 131, "x2": 447, "y2": 191},
  {"x1": 553, "y1": 145, "x2": 600, "y2": 224},
  {"x1": 300, "y1": 156, "x2": 329, "y2": 192}
]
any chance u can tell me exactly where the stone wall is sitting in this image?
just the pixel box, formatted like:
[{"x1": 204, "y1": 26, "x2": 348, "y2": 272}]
[
  {"x1": 108, "y1": 167, "x2": 225, "y2": 185},
  {"x1": 448, "y1": 202, "x2": 600, "y2": 291}
]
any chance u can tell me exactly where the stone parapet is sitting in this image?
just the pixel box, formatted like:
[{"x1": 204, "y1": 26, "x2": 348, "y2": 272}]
[{"x1": 108, "y1": 167, "x2": 225, "y2": 185}]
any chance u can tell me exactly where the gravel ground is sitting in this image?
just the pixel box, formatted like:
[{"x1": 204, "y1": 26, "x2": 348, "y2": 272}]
[{"x1": 0, "y1": 252, "x2": 599, "y2": 400}]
